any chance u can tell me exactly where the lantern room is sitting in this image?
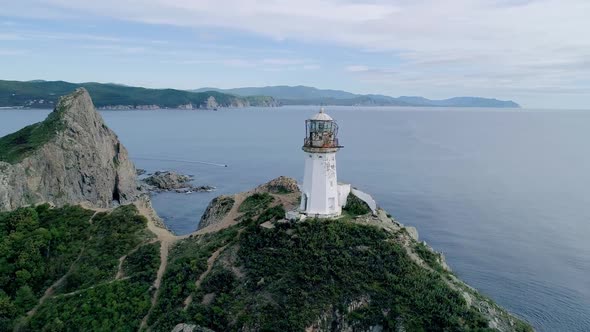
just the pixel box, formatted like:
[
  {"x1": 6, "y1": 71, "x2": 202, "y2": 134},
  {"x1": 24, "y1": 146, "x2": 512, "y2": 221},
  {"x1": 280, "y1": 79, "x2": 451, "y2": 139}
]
[{"x1": 303, "y1": 108, "x2": 341, "y2": 150}]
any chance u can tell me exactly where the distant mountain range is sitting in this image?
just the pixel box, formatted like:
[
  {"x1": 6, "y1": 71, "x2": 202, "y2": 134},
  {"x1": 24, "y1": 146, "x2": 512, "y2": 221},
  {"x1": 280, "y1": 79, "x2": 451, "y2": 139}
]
[
  {"x1": 0, "y1": 80, "x2": 278, "y2": 109},
  {"x1": 192, "y1": 85, "x2": 521, "y2": 108},
  {"x1": 0, "y1": 80, "x2": 520, "y2": 109}
]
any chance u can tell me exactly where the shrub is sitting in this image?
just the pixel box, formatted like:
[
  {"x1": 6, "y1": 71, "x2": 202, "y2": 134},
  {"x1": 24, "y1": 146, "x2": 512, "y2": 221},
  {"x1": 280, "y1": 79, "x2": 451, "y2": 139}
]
[
  {"x1": 238, "y1": 193, "x2": 274, "y2": 218},
  {"x1": 343, "y1": 193, "x2": 371, "y2": 216}
]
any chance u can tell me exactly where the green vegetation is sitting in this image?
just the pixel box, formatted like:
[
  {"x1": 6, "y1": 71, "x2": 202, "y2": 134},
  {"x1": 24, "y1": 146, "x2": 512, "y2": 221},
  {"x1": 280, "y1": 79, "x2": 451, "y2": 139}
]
[
  {"x1": 149, "y1": 201, "x2": 528, "y2": 331},
  {"x1": 414, "y1": 241, "x2": 446, "y2": 274},
  {"x1": 28, "y1": 278, "x2": 153, "y2": 332},
  {"x1": 148, "y1": 227, "x2": 239, "y2": 331},
  {"x1": 0, "y1": 205, "x2": 93, "y2": 330},
  {"x1": 238, "y1": 192, "x2": 274, "y2": 218},
  {"x1": 123, "y1": 242, "x2": 161, "y2": 282},
  {"x1": 343, "y1": 193, "x2": 371, "y2": 216},
  {"x1": 0, "y1": 103, "x2": 67, "y2": 163},
  {"x1": 58, "y1": 205, "x2": 151, "y2": 293},
  {"x1": 0, "y1": 80, "x2": 277, "y2": 109},
  {"x1": 0, "y1": 204, "x2": 158, "y2": 331},
  {"x1": 0, "y1": 193, "x2": 532, "y2": 331},
  {"x1": 255, "y1": 205, "x2": 286, "y2": 224},
  {"x1": 0, "y1": 204, "x2": 94, "y2": 325}
]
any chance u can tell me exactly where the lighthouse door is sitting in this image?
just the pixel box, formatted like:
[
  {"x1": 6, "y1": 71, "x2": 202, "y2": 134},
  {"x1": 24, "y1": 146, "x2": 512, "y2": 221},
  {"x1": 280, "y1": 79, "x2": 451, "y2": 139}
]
[{"x1": 301, "y1": 193, "x2": 308, "y2": 211}]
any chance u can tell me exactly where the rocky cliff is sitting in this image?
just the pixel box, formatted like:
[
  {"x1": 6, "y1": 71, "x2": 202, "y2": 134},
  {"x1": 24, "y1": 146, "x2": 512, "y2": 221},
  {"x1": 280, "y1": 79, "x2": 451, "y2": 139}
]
[{"x1": 0, "y1": 88, "x2": 140, "y2": 211}]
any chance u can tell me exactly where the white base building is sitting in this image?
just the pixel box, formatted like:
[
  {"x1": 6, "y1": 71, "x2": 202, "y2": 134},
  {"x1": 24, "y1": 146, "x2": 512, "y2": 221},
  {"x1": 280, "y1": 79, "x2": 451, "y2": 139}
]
[{"x1": 299, "y1": 150, "x2": 351, "y2": 218}]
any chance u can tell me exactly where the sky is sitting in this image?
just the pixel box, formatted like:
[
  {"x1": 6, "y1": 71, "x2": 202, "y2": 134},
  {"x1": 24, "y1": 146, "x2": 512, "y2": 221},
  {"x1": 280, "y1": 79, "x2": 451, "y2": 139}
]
[{"x1": 1, "y1": 0, "x2": 589, "y2": 109}]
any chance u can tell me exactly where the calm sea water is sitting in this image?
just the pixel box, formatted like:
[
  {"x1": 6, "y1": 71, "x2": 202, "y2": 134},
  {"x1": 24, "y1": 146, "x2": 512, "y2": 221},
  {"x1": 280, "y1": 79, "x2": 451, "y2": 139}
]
[{"x1": 1, "y1": 106, "x2": 589, "y2": 331}]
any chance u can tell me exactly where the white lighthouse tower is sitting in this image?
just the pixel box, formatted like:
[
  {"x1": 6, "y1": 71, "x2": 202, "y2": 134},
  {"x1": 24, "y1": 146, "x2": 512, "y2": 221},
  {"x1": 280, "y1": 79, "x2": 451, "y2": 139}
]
[{"x1": 299, "y1": 108, "x2": 347, "y2": 218}]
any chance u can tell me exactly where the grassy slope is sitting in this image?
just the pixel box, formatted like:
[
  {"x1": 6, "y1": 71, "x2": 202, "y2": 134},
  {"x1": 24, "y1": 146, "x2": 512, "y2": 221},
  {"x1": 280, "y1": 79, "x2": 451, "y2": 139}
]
[
  {"x1": 0, "y1": 101, "x2": 66, "y2": 164},
  {"x1": 0, "y1": 80, "x2": 275, "y2": 108}
]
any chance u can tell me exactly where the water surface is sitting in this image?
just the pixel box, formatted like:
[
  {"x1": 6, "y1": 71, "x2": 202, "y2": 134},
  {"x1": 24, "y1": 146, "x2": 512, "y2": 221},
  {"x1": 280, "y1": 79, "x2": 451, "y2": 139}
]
[{"x1": 1, "y1": 106, "x2": 589, "y2": 331}]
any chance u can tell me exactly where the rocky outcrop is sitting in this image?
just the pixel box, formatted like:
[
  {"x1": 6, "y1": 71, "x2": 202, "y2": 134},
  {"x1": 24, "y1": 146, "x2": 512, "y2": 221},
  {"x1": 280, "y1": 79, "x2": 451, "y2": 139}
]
[
  {"x1": 255, "y1": 176, "x2": 299, "y2": 194},
  {"x1": 195, "y1": 177, "x2": 301, "y2": 232},
  {"x1": 142, "y1": 171, "x2": 215, "y2": 193},
  {"x1": 143, "y1": 171, "x2": 192, "y2": 190},
  {"x1": 198, "y1": 195, "x2": 235, "y2": 230},
  {"x1": 205, "y1": 96, "x2": 218, "y2": 109},
  {"x1": 0, "y1": 88, "x2": 141, "y2": 211},
  {"x1": 171, "y1": 324, "x2": 214, "y2": 332}
]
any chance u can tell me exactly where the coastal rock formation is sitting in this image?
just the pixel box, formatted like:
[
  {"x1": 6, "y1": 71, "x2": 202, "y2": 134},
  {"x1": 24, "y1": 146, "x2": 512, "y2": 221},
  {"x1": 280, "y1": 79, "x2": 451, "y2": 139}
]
[
  {"x1": 196, "y1": 177, "x2": 301, "y2": 232},
  {"x1": 0, "y1": 88, "x2": 140, "y2": 211},
  {"x1": 143, "y1": 171, "x2": 192, "y2": 190},
  {"x1": 198, "y1": 195, "x2": 235, "y2": 230},
  {"x1": 142, "y1": 171, "x2": 215, "y2": 193},
  {"x1": 255, "y1": 175, "x2": 299, "y2": 194},
  {"x1": 205, "y1": 96, "x2": 218, "y2": 109}
]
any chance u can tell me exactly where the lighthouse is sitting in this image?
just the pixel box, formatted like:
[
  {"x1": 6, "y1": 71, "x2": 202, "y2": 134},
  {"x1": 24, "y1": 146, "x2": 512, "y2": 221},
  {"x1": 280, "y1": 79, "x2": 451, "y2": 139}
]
[{"x1": 299, "y1": 108, "x2": 346, "y2": 218}]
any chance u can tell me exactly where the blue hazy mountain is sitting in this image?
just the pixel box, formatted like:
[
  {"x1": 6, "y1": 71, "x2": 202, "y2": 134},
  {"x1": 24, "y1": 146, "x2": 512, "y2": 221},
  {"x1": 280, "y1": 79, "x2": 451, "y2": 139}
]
[{"x1": 193, "y1": 85, "x2": 520, "y2": 108}]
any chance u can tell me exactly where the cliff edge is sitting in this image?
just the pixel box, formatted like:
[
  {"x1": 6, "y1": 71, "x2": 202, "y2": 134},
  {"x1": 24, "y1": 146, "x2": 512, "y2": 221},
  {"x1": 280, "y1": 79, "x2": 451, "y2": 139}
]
[{"x1": 0, "y1": 88, "x2": 140, "y2": 211}]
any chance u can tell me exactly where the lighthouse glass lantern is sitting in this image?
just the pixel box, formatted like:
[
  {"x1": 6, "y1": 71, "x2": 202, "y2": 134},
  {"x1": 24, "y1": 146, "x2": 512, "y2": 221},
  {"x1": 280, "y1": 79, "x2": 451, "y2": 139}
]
[{"x1": 300, "y1": 108, "x2": 344, "y2": 218}]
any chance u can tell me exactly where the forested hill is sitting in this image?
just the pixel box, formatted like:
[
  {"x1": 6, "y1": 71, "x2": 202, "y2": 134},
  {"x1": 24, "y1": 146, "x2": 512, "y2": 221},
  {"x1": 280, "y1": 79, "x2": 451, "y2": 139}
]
[
  {"x1": 0, "y1": 80, "x2": 278, "y2": 109},
  {"x1": 193, "y1": 85, "x2": 521, "y2": 108}
]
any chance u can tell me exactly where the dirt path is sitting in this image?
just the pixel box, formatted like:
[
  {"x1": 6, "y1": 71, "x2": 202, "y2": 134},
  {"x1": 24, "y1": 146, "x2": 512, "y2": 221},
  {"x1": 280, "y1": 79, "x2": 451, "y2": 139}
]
[
  {"x1": 183, "y1": 244, "x2": 228, "y2": 310},
  {"x1": 53, "y1": 276, "x2": 131, "y2": 298},
  {"x1": 135, "y1": 200, "x2": 181, "y2": 331}
]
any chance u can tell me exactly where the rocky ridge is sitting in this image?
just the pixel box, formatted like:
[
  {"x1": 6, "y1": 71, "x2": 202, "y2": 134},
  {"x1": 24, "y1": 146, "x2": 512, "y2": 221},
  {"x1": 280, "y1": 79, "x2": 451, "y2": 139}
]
[{"x1": 0, "y1": 88, "x2": 141, "y2": 211}]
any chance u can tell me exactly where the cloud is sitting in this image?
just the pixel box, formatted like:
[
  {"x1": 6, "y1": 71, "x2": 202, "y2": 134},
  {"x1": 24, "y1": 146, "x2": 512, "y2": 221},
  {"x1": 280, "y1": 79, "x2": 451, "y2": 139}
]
[
  {"x1": 0, "y1": 33, "x2": 24, "y2": 40},
  {"x1": 162, "y1": 56, "x2": 318, "y2": 71},
  {"x1": 303, "y1": 64, "x2": 321, "y2": 70},
  {"x1": 3, "y1": 0, "x2": 589, "y2": 106},
  {"x1": 345, "y1": 65, "x2": 370, "y2": 72},
  {"x1": 0, "y1": 49, "x2": 28, "y2": 56}
]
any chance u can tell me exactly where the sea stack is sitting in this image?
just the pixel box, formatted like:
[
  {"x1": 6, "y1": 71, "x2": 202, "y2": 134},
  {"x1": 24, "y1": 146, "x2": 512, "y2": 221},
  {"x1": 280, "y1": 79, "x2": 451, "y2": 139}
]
[{"x1": 0, "y1": 88, "x2": 140, "y2": 211}]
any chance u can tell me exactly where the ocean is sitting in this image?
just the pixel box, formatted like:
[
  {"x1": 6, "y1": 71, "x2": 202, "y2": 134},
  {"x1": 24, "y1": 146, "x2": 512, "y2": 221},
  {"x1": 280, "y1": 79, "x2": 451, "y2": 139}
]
[{"x1": 1, "y1": 105, "x2": 589, "y2": 331}]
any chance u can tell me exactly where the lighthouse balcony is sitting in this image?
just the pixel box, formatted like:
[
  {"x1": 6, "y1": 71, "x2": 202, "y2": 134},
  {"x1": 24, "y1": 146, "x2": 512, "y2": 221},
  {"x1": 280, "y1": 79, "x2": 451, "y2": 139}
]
[{"x1": 303, "y1": 137, "x2": 342, "y2": 149}]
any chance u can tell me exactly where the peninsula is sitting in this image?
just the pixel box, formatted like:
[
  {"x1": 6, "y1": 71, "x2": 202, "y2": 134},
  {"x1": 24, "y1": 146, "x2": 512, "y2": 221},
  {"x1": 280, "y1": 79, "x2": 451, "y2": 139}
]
[{"x1": 0, "y1": 89, "x2": 532, "y2": 331}]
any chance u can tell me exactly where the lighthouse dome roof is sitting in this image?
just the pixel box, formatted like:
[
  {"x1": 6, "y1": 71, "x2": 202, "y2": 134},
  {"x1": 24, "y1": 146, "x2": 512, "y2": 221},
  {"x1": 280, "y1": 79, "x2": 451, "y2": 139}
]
[{"x1": 310, "y1": 107, "x2": 333, "y2": 121}]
